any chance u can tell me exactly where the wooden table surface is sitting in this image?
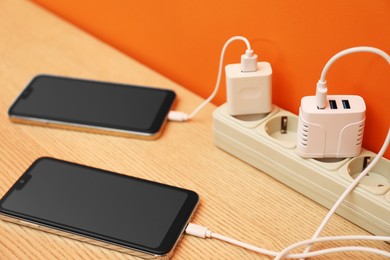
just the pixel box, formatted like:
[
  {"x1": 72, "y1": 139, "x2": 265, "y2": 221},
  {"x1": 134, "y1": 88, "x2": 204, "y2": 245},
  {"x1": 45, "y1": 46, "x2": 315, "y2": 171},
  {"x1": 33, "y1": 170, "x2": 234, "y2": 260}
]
[{"x1": 0, "y1": 0, "x2": 388, "y2": 259}]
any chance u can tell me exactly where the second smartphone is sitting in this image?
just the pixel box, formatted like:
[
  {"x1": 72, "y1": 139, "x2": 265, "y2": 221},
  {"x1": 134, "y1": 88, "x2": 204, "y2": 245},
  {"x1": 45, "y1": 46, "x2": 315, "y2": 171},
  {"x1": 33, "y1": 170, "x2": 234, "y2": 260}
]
[{"x1": 8, "y1": 75, "x2": 176, "y2": 139}]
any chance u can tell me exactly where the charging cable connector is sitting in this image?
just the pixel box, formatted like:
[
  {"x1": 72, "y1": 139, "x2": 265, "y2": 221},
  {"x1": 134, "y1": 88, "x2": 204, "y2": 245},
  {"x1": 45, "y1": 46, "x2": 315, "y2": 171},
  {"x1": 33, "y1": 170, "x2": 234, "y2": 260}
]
[{"x1": 241, "y1": 49, "x2": 258, "y2": 72}]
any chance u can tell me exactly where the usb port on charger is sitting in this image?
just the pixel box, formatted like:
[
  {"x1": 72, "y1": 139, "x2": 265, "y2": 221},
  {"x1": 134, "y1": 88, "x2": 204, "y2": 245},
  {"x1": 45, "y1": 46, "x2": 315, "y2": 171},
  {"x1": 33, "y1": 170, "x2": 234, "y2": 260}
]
[
  {"x1": 342, "y1": 100, "x2": 351, "y2": 109},
  {"x1": 329, "y1": 100, "x2": 337, "y2": 109}
]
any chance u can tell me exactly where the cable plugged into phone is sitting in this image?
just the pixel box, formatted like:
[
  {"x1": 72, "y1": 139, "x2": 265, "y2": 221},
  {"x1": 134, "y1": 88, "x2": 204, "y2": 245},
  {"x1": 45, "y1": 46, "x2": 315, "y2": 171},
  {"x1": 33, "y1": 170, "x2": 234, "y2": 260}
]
[
  {"x1": 296, "y1": 47, "x2": 390, "y2": 158},
  {"x1": 168, "y1": 36, "x2": 272, "y2": 121}
]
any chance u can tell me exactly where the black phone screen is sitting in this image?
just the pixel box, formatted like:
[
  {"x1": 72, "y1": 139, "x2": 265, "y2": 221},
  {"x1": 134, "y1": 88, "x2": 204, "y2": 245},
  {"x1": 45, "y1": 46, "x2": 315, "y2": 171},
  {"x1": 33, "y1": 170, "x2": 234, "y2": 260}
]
[
  {"x1": 0, "y1": 158, "x2": 198, "y2": 255},
  {"x1": 8, "y1": 75, "x2": 176, "y2": 135}
]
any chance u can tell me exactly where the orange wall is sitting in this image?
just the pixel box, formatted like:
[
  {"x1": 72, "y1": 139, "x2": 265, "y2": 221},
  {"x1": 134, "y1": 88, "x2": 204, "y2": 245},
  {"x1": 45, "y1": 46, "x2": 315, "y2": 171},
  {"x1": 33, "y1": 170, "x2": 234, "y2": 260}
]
[{"x1": 31, "y1": 0, "x2": 390, "y2": 158}]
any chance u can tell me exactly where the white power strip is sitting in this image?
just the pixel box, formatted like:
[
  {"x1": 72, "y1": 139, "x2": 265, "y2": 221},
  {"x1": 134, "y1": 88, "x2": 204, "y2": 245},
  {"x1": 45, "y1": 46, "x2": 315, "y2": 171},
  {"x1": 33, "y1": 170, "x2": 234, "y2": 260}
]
[{"x1": 213, "y1": 104, "x2": 390, "y2": 236}]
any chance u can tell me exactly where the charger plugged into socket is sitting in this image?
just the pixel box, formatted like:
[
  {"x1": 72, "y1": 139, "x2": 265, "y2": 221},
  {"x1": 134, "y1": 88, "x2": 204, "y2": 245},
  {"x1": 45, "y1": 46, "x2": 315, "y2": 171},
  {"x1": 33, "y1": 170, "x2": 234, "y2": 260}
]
[
  {"x1": 297, "y1": 46, "x2": 390, "y2": 159},
  {"x1": 297, "y1": 95, "x2": 366, "y2": 158},
  {"x1": 226, "y1": 62, "x2": 272, "y2": 116}
]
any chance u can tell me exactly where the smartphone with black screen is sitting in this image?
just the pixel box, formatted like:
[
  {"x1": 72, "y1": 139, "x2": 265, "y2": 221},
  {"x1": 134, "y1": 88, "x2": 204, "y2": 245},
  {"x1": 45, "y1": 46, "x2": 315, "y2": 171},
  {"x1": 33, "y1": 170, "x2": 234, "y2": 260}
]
[
  {"x1": 8, "y1": 75, "x2": 176, "y2": 139},
  {"x1": 0, "y1": 158, "x2": 199, "y2": 258}
]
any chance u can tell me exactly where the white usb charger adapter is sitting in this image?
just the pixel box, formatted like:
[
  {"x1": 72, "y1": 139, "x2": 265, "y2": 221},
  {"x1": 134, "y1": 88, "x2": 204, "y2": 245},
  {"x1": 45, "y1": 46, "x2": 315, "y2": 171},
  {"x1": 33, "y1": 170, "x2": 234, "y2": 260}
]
[
  {"x1": 225, "y1": 52, "x2": 272, "y2": 116},
  {"x1": 168, "y1": 36, "x2": 272, "y2": 121}
]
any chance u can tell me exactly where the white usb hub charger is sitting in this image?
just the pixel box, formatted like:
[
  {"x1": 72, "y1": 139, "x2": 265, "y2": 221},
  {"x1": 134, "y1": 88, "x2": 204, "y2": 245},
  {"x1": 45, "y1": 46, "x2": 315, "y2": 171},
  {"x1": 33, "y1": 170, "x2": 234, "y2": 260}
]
[
  {"x1": 296, "y1": 46, "x2": 389, "y2": 159},
  {"x1": 296, "y1": 95, "x2": 366, "y2": 158}
]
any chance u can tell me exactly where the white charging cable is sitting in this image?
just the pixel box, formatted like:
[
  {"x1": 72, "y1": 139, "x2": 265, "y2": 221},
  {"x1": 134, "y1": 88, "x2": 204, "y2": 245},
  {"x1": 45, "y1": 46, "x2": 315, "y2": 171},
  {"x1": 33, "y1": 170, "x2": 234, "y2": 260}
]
[
  {"x1": 168, "y1": 36, "x2": 257, "y2": 122},
  {"x1": 274, "y1": 235, "x2": 390, "y2": 259},
  {"x1": 186, "y1": 223, "x2": 390, "y2": 259},
  {"x1": 186, "y1": 129, "x2": 390, "y2": 259},
  {"x1": 316, "y1": 46, "x2": 390, "y2": 109}
]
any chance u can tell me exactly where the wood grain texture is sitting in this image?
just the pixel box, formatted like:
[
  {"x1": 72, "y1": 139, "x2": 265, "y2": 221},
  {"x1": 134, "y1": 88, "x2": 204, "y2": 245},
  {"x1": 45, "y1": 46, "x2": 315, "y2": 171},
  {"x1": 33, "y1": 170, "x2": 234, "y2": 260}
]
[{"x1": 0, "y1": 0, "x2": 388, "y2": 259}]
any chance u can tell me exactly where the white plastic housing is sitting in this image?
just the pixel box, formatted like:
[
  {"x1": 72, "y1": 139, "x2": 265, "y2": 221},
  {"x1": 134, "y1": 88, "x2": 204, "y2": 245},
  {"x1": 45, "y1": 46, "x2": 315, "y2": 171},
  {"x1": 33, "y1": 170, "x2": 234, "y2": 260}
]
[
  {"x1": 297, "y1": 95, "x2": 366, "y2": 158},
  {"x1": 225, "y1": 62, "x2": 272, "y2": 116}
]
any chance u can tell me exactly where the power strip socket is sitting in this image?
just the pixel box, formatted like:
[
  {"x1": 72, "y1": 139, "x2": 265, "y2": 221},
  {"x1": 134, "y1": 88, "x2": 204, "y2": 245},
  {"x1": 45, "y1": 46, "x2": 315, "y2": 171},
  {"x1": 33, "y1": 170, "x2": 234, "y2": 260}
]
[{"x1": 213, "y1": 104, "x2": 390, "y2": 236}]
